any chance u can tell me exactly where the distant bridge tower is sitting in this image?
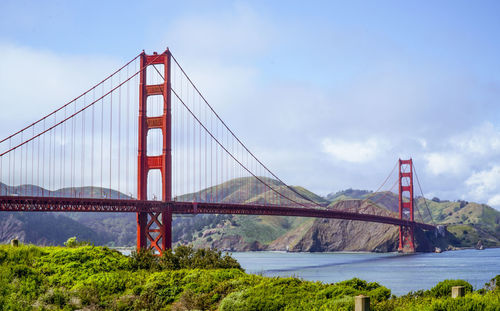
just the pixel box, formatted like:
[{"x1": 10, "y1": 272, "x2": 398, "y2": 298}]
[
  {"x1": 398, "y1": 158, "x2": 415, "y2": 252},
  {"x1": 137, "y1": 50, "x2": 172, "y2": 255}
]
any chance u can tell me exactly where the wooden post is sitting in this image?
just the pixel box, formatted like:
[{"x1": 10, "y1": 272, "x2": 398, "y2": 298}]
[
  {"x1": 355, "y1": 295, "x2": 370, "y2": 311},
  {"x1": 10, "y1": 239, "x2": 19, "y2": 247},
  {"x1": 452, "y1": 286, "x2": 465, "y2": 298}
]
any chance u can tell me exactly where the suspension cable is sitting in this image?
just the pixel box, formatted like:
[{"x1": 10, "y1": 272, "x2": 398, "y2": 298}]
[
  {"x1": 169, "y1": 53, "x2": 321, "y2": 206},
  {"x1": 0, "y1": 53, "x2": 163, "y2": 158},
  {"x1": 0, "y1": 54, "x2": 141, "y2": 145},
  {"x1": 413, "y1": 162, "x2": 436, "y2": 225}
]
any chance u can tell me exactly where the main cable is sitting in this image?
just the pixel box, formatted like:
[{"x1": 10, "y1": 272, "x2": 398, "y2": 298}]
[{"x1": 169, "y1": 53, "x2": 321, "y2": 206}]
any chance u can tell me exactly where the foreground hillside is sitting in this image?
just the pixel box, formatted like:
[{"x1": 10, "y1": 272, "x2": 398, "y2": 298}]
[
  {"x1": 1, "y1": 181, "x2": 499, "y2": 252},
  {"x1": 0, "y1": 244, "x2": 498, "y2": 310}
]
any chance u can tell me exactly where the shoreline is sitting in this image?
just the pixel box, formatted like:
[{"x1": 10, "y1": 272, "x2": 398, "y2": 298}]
[{"x1": 109, "y1": 245, "x2": 500, "y2": 254}]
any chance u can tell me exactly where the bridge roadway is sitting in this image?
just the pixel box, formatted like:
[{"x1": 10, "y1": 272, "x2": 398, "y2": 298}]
[{"x1": 0, "y1": 195, "x2": 436, "y2": 230}]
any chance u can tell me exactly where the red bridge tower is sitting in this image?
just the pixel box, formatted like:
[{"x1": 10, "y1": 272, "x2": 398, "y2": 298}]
[
  {"x1": 398, "y1": 158, "x2": 415, "y2": 252},
  {"x1": 137, "y1": 50, "x2": 172, "y2": 255}
]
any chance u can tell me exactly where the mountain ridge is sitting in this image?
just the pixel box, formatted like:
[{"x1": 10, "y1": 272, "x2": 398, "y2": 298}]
[{"x1": 0, "y1": 181, "x2": 499, "y2": 252}]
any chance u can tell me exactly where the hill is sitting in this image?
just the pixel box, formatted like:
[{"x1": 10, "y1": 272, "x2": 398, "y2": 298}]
[
  {"x1": 171, "y1": 186, "x2": 500, "y2": 252},
  {"x1": 0, "y1": 182, "x2": 136, "y2": 247},
  {"x1": 1, "y1": 181, "x2": 499, "y2": 252}
]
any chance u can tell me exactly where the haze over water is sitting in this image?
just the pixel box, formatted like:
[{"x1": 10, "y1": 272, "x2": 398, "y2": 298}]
[{"x1": 231, "y1": 248, "x2": 500, "y2": 296}]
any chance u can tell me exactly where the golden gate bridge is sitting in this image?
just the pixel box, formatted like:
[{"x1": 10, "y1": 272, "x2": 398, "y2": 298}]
[{"x1": 0, "y1": 49, "x2": 435, "y2": 254}]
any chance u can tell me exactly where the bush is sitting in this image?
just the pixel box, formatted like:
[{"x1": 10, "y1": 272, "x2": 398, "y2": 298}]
[
  {"x1": 429, "y1": 292, "x2": 499, "y2": 311},
  {"x1": 219, "y1": 277, "x2": 391, "y2": 311},
  {"x1": 41, "y1": 288, "x2": 69, "y2": 308},
  {"x1": 483, "y1": 275, "x2": 500, "y2": 292},
  {"x1": 128, "y1": 248, "x2": 160, "y2": 271},
  {"x1": 1, "y1": 244, "x2": 499, "y2": 311},
  {"x1": 160, "y1": 245, "x2": 242, "y2": 271},
  {"x1": 127, "y1": 245, "x2": 242, "y2": 272},
  {"x1": 429, "y1": 279, "x2": 473, "y2": 297},
  {"x1": 64, "y1": 236, "x2": 93, "y2": 248}
]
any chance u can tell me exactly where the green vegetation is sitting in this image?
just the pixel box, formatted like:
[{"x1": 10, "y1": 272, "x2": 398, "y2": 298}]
[
  {"x1": 326, "y1": 188, "x2": 373, "y2": 203},
  {"x1": 375, "y1": 279, "x2": 499, "y2": 311},
  {"x1": 0, "y1": 242, "x2": 498, "y2": 310},
  {"x1": 413, "y1": 198, "x2": 500, "y2": 248}
]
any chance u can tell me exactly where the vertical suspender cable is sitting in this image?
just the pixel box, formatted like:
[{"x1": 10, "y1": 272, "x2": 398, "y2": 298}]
[
  {"x1": 20, "y1": 132, "x2": 23, "y2": 191},
  {"x1": 199, "y1": 95, "x2": 201, "y2": 199},
  {"x1": 82, "y1": 95, "x2": 85, "y2": 196},
  {"x1": 100, "y1": 84, "x2": 104, "y2": 198},
  {"x1": 109, "y1": 77, "x2": 113, "y2": 198},
  {"x1": 91, "y1": 89, "x2": 95, "y2": 197},
  {"x1": 32, "y1": 127, "x2": 35, "y2": 195},
  {"x1": 118, "y1": 71, "x2": 121, "y2": 196},
  {"x1": 126, "y1": 65, "x2": 130, "y2": 198}
]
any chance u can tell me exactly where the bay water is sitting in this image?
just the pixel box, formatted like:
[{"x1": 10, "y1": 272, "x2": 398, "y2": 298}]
[{"x1": 231, "y1": 248, "x2": 500, "y2": 296}]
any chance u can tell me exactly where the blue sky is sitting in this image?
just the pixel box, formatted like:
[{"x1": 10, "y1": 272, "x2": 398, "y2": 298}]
[{"x1": 1, "y1": 1, "x2": 500, "y2": 209}]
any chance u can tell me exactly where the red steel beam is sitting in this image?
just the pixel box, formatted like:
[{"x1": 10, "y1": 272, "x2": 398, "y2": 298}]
[{"x1": 0, "y1": 196, "x2": 436, "y2": 231}]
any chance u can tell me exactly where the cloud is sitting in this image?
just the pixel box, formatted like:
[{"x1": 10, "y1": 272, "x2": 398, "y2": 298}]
[
  {"x1": 150, "y1": 5, "x2": 500, "y2": 208},
  {"x1": 321, "y1": 137, "x2": 389, "y2": 163},
  {"x1": 0, "y1": 42, "x2": 120, "y2": 131},
  {"x1": 424, "y1": 152, "x2": 465, "y2": 176},
  {"x1": 1, "y1": 4, "x2": 500, "y2": 210},
  {"x1": 164, "y1": 3, "x2": 275, "y2": 60},
  {"x1": 487, "y1": 195, "x2": 500, "y2": 207},
  {"x1": 418, "y1": 138, "x2": 428, "y2": 149},
  {"x1": 158, "y1": 4, "x2": 274, "y2": 116},
  {"x1": 450, "y1": 122, "x2": 500, "y2": 155},
  {"x1": 465, "y1": 165, "x2": 500, "y2": 202}
]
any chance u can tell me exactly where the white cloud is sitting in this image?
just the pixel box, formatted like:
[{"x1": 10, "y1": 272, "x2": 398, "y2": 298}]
[
  {"x1": 164, "y1": 4, "x2": 274, "y2": 60},
  {"x1": 321, "y1": 137, "x2": 389, "y2": 163},
  {"x1": 450, "y1": 122, "x2": 500, "y2": 155},
  {"x1": 0, "y1": 42, "x2": 120, "y2": 130},
  {"x1": 424, "y1": 152, "x2": 465, "y2": 176},
  {"x1": 2, "y1": 5, "x2": 499, "y2": 210},
  {"x1": 465, "y1": 165, "x2": 500, "y2": 200},
  {"x1": 487, "y1": 194, "x2": 500, "y2": 208},
  {"x1": 159, "y1": 5, "x2": 273, "y2": 114},
  {"x1": 418, "y1": 138, "x2": 428, "y2": 149}
]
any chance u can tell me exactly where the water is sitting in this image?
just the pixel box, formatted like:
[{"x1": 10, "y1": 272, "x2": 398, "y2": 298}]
[{"x1": 231, "y1": 248, "x2": 500, "y2": 296}]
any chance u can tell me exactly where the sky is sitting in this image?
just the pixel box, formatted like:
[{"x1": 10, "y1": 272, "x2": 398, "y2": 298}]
[{"x1": 1, "y1": 1, "x2": 500, "y2": 209}]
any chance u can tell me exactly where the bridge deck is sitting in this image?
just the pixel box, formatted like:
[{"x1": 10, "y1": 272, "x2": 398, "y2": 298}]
[{"x1": 0, "y1": 196, "x2": 436, "y2": 230}]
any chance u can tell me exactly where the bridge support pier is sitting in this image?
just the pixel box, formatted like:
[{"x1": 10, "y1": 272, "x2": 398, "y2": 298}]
[
  {"x1": 137, "y1": 208, "x2": 172, "y2": 252},
  {"x1": 137, "y1": 49, "x2": 173, "y2": 255}
]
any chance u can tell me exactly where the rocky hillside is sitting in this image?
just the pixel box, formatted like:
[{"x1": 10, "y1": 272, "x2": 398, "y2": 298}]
[
  {"x1": 1, "y1": 181, "x2": 499, "y2": 252},
  {"x1": 181, "y1": 187, "x2": 500, "y2": 252},
  {"x1": 271, "y1": 200, "x2": 399, "y2": 252}
]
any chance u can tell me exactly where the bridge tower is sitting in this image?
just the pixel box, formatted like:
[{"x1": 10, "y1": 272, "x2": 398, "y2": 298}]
[
  {"x1": 398, "y1": 158, "x2": 415, "y2": 252},
  {"x1": 137, "y1": 50, "x2": 172, "y2": 254}
]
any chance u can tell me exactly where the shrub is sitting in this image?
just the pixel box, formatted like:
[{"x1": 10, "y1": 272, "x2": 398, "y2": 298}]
[
  {"x1": 429, "y1": 279, "x2": 473, "y2": 297},
  {"x1": 1, "y1": 244, "x2": 499, "y2": 311},
  {"x1": 128, "y1": 248, "x2": 160, "y2": 271},
  {"x1": 41, "y1": 288, "x2": 69, "y2": 308},
  {"x1": 160, "y1": 245, "x2": 242, "y2": 271},
  {"x1": 64, "y1": 237, "x2": 93, "y2": 248},
  {"x1": 429, "y1": 292, "x2": 499, "y2": 311},
  {"x1": 128, "y1": 245, "x2": 242, "y2": 271},
  {"x1": 483, "y1": 275, "x2": 500, "y2": 292}
]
